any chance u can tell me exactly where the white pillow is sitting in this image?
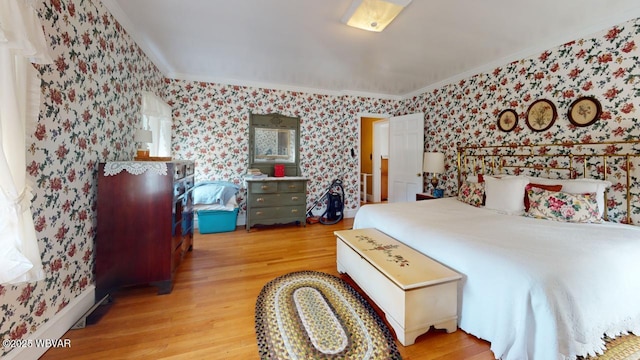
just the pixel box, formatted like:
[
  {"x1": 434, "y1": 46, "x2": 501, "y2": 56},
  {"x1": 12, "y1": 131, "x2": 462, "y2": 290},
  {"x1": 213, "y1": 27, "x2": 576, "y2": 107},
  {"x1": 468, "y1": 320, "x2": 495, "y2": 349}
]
[
  {"x1": 466, "y1": 173, "x2": 517, "y2": 183},
  {"x1": 484, "y1": 176, "x2": 530, "y2": 215},
  {"x1": 466, "y1": 174, "x2": 482, "y2": 183},
  {"x1": 527, "y1": 177, "x2": 611, "y2": 218}
]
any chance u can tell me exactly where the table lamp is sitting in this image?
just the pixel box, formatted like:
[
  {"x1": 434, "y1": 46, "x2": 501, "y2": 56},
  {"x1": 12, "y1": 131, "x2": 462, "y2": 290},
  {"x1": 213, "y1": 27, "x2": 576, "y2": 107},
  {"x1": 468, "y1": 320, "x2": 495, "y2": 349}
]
[
  {"x1": 423, "y1": 152, "x2": 445, "y2": 190},
  {"x1": 134, "y1": 129, "x2": 152, "y2": 159}
]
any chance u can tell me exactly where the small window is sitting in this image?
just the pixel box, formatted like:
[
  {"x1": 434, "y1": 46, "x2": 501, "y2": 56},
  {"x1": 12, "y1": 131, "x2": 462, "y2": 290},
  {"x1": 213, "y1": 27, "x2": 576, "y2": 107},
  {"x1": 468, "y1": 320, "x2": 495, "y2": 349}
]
[{"x1": 141, "y1": 91, "x2": 172, "y2": 157}]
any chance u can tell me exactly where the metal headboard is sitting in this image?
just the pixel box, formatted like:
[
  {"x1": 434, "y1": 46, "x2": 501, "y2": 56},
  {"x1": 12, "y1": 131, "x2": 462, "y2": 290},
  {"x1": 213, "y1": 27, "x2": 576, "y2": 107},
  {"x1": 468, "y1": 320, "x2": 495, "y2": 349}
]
[{"x1": 456, "y1": 140, "x2": 640, "y2": 224}]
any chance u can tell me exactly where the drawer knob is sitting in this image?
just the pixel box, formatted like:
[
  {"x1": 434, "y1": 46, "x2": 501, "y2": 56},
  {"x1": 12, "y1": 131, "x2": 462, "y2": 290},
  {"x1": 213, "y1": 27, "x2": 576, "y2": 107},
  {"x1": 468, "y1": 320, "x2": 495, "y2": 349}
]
[
  {"x1": 261, "y1": 185, "x2": 269, "y2": 190},
  {"x1": 291, "y1": 209, "x2": 298, "y2": 213},
  {"x1": 291, "y1": 196, "x2": 299, "y2": 201},
  {"x1": 256, "y1": 197, "x2": 264, "y2": 202},
  {"x1": 288, "y1": 185, "x2": 296, "y2": 189},
  {"x1": 256, "y1": 211, "x2": 263, "y2": 216}
]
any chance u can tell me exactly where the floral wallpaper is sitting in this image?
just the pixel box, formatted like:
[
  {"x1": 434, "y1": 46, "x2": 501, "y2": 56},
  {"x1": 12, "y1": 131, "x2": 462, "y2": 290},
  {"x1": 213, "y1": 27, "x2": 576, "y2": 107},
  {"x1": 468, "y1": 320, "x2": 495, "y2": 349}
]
[
  {"x1": 1, "y1": 0, "x2": 639, "y2": 355},
  {"x1": 168, "y1": 16, "x2": 640, "y2": 225},
  {"x1": 165, "y1": 81, "x2": 402, "y2": 216},
  {"x1": 406, "y1": 17, "x2": 640, "y2": 224},
  {"x1": 1, "y1": 0, "x2": 164, "y2": 355}
]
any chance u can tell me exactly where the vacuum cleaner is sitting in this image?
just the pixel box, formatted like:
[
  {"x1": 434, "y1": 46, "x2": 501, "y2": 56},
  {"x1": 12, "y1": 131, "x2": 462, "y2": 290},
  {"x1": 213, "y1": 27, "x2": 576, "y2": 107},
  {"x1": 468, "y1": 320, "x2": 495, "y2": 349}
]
[{"x1": 306, "y1": 179, "x2": 345, "y2": 225}]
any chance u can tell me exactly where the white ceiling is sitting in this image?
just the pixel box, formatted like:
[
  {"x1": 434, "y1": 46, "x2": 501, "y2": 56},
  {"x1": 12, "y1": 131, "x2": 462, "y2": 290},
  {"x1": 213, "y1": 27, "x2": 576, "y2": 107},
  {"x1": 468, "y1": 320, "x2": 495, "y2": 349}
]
[{"x1": 102, "y1": 0, "x2": 640, "y2": 98}]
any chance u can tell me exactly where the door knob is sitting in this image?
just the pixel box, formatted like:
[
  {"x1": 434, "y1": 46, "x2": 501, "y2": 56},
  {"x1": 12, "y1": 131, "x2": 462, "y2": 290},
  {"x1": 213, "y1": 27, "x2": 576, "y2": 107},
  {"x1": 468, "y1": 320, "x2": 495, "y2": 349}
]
[{"x1": 417, "y1": 173, "x2": 422, "y2": 177}]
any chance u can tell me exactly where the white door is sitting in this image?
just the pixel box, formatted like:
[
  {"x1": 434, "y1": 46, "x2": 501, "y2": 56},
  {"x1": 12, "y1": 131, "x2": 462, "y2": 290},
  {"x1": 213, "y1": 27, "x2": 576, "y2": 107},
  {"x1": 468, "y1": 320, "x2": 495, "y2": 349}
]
[{"x1": 388, "y1": 113, "x2": 424, "y2": 202}]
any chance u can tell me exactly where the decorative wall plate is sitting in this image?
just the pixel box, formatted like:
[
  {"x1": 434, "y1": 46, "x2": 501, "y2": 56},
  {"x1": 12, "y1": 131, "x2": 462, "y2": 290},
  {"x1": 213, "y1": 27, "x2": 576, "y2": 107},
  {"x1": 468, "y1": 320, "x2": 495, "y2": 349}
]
[
  {"x1": 567, "y1": 96, "x2": 602, "y2": 127},
  {"x1": 497, "y1": 109, "x2": 518, "y2": 132},
  {"x1": 526, "y1": 99, "x2": 557, "y2": 132}
]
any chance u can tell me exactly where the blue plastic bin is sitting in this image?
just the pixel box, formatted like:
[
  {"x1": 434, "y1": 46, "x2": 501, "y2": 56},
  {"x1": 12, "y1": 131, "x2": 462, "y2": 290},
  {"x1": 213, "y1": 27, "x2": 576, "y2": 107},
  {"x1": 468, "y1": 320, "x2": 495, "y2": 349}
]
[{"x1": 197, "y1": 208, "x2": 239, "y2": 234}]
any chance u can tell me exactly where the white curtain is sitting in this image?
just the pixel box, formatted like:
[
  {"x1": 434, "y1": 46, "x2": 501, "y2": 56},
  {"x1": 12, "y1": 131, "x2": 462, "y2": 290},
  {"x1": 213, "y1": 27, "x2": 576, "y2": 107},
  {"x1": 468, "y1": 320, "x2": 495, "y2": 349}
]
[
  {"x1": 141, "y1": 91, "x2": 172, "y2": 157},
  {"x1": 0, "y1": 0, "x2": 52, "y2": 284}
]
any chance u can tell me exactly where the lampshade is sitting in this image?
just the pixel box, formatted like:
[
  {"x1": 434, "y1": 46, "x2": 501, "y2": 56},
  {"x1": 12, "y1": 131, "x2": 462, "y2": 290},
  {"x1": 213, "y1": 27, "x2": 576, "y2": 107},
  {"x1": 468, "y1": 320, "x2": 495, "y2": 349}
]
[
  {"x1": 423, "y1": 152, "x2": 445, "y2": 174},
  {"x1": 134, "y1": 129, "x2": 152, "y2": 143},
  {"x1": 342, "y1": 0, "x2": 412, "y2": 32}
]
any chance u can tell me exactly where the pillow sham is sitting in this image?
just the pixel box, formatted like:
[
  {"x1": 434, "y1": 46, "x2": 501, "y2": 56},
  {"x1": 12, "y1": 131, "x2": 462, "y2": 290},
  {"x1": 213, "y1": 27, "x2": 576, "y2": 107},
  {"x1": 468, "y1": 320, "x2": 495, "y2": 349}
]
[
  {"x1": 465, "y1": 174, "x2": 485, "y2": 183},
  {"x1": 526, "y1": 187, "x2": 601, "y2": 223},
  {"x1": 484, "y1": 176, "x2": 530, "y2": 215},
  {"x1": 457, "y1": 181, "x2": 484, "y2": 207},
  {"x1": 524, "y1": 183, "x2": 562, "y2": 212},
  {"x1": 527, "y1": 177, "x2": 610, "y2": 217}
]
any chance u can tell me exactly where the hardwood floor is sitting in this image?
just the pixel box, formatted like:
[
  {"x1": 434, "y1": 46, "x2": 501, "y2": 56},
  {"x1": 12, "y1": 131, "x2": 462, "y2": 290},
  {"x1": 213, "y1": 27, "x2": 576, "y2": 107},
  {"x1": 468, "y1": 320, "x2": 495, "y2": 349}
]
[{"x1": 42, "y1": 218, "x2": 494, "y2": 360}]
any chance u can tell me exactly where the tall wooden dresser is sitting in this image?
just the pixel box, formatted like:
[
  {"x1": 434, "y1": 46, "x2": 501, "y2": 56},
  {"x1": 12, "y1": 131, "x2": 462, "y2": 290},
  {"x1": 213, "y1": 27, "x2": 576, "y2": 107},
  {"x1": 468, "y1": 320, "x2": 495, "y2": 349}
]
[{"x1": 96, "y1": 160, "x2": 194, "y2": 300}]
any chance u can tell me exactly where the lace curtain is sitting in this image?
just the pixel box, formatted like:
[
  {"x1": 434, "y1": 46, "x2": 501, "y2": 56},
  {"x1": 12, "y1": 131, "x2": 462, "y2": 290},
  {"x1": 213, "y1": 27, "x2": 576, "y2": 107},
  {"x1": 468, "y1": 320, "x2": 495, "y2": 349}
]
[
  {"x1": 0, "y1": 0, "x2": 52, "y2": 284},
  {"x1": 142, "y1": 91, "x2": 172, "y2": 157}
]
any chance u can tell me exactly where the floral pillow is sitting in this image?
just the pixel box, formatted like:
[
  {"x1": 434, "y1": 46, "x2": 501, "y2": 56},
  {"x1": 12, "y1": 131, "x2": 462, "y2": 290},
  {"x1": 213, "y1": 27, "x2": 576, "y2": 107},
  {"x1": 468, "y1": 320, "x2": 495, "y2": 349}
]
[
  {"x1": 458, "y1": 181, "x2": 484, "y2": 207},
  {"x1": 524, "y1": 183, "x2": 562, "y2": 212},
  {"x1": 526, "y1": 187, "x2": 601, "y2": 223}
]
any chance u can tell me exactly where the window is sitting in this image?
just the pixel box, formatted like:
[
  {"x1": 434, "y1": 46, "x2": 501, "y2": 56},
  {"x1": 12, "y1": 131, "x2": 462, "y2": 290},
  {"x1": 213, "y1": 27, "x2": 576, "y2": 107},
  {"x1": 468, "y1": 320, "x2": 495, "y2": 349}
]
[
  {"x1": 141, "y1": 91, "x2": 172, "y2": 157},
  {"x1": 0, "y1": 0, "x2": 50, "y2": 284}
]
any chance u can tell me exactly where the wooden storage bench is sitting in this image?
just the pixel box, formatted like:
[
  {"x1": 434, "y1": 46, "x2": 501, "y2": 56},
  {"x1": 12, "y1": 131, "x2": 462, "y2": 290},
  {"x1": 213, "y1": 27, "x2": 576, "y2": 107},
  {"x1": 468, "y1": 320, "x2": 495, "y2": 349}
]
[{"x1": 335, "y1": 228, "x2": 462, "y2": 346}]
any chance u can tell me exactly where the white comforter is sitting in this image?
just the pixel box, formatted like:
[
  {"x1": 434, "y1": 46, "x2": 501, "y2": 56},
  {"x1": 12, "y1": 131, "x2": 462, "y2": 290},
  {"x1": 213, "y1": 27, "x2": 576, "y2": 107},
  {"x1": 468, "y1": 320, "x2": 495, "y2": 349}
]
[{"x1": 353, "y1": 198, "x2": 640, "y2": 360}]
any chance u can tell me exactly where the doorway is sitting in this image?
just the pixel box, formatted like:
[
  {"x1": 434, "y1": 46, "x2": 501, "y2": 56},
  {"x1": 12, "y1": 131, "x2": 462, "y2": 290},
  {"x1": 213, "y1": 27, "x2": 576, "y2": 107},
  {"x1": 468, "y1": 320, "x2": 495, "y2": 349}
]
[
  {"x1": 358, "y1": 113, "x2": 425, "y2": 205},
  {"x1": 359, "y1": 115, "x2": 390, "y2": 204},
  {"x1": 372, "y1": 119, "x2": 389, "y2": 203}
]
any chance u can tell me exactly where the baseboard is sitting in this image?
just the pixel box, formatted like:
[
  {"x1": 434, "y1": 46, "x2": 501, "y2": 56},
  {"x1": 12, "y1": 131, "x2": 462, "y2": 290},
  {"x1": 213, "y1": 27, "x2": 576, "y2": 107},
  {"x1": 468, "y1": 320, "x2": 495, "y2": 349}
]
[
  {"x1": 195, "y1": 211, "x2": 350, "y2": 228},
  {"x1": 344, "y1": 209, "x2": 357, "y2": 219},
  {"x1": 360, "y1": 192, "x2": 374, "y2": 203},
  {"x1": 4, "y1": 285, "x2": 96, "y2": 360}
]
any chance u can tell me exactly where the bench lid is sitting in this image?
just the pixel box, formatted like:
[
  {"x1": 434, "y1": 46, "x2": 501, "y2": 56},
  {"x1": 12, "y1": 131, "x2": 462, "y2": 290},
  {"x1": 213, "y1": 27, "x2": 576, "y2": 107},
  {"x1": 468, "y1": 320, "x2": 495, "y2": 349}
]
[{"x1": 335, "y1": 228, "x2": 461, "y2": 290}]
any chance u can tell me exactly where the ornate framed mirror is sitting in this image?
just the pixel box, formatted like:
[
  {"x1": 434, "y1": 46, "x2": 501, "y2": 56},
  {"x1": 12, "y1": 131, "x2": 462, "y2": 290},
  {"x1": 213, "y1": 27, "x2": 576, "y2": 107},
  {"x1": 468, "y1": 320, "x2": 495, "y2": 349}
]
[{"x1": 249, "y1": 113, "x2": 300, "y2": 176}]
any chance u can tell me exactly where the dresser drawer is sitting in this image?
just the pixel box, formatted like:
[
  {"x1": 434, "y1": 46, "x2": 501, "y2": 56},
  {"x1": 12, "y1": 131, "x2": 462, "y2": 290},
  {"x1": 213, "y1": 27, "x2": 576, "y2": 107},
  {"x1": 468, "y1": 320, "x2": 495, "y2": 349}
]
[
  {"x1": 174, "y1": 182, "x2": 186, "y2": 197},
  {"x1": 278, "y1": 181, "x2": 305, "y2": 193},
  {"x1": 245, "y1": 177, "x2": 309, "y2": 230},
  {"x1": 249, "y1": 192, "x2": 305, "y2": 207},
  {"x1": 249, "y1": 181, "x2": 278, "y2": 194},
  {"x1": 173, "y1": 164, "x2": 186, "y2": 180},
  {"x1": 250, "y1": 205, "x2": 306, "y2": 220},
  {"x1": 185, "y1": 162, "x2": 195, "y2": 176},
  {"x1": 183, "y1": 177, "x2": 194, "y2": 190},
  {"x1": 174, "y1": 177, "x2": 194, "y2": 196}
]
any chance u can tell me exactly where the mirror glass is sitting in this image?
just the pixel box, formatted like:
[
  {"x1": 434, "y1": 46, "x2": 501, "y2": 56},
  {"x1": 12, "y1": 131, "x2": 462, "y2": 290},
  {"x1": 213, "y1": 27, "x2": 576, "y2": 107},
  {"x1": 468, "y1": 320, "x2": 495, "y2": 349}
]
[{"x1": 254, "y1": 128, "x2": 296, "y2": 163}]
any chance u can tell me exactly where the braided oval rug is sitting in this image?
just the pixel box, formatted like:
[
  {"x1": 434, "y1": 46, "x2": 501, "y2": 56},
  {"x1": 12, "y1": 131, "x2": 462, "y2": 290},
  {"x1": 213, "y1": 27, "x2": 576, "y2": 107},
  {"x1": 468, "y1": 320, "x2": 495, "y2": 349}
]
[
  {"x1": 255, "y1": 270, "x2": 402, "y2": 360},
  {"x1": 582, "y1": 335, "x2": 640, "y2": 360}
]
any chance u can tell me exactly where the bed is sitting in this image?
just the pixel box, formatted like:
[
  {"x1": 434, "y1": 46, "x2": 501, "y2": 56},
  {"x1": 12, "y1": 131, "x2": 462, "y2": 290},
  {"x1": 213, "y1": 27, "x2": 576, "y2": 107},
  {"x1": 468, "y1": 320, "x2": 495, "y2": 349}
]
[{"x1": 353, "y1": 141, "x2": 640, "y2": 360}]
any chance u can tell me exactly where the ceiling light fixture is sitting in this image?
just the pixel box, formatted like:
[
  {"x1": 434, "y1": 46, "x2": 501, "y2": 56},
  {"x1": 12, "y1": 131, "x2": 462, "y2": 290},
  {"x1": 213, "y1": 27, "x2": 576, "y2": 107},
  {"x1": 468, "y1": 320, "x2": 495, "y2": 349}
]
[{"x1": 342, "y1": 0, "x2": 412, "y2": 32}]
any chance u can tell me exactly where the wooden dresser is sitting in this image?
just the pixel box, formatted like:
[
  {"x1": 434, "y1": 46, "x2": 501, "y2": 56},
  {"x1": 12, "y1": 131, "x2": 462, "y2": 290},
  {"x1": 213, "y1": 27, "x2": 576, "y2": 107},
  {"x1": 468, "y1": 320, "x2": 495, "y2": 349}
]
[
  {"x1": 96, "y1": 160, "x2": 194, "y2": 300},
  {"x1": 245, "y1": 177, "x2": 309, "y2": 231}
]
